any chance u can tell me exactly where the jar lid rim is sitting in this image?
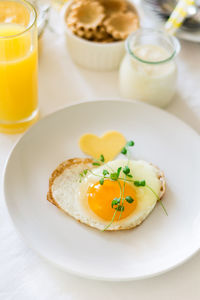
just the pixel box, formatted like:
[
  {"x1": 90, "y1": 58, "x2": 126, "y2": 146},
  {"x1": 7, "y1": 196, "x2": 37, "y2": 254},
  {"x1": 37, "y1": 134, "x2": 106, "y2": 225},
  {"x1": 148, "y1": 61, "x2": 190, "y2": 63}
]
[{"x1": 126, "y1": 28, "x2": 181, "y2": 65}]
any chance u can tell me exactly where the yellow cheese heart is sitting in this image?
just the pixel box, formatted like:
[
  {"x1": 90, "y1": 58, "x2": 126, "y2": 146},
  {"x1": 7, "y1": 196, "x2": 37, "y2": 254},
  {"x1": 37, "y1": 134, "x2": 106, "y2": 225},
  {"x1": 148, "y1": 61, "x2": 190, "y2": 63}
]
[{"x1": 79, "y1": 131, "x2": 126, "y2": 162}]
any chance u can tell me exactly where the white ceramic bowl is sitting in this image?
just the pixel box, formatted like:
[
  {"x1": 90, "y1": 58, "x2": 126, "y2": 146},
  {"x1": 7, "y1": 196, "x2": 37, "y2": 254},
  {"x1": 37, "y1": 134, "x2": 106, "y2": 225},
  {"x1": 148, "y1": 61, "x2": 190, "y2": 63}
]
[{"x1": 62, "y1": 1, "x2": 126, "y2": 71}]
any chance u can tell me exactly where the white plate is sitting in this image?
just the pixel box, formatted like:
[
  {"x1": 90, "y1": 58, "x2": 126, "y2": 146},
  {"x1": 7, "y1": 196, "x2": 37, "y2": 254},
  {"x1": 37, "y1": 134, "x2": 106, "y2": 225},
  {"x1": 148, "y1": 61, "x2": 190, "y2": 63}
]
[{"x1": 3, "y1": 99, "x2": 200, "y2": 281}]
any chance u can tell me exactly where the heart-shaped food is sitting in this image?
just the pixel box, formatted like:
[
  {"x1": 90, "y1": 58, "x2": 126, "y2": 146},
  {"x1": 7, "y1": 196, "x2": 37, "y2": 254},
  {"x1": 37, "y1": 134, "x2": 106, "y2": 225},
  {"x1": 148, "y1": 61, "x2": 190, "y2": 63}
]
[{"x1": 79, "y1": 131, "x2": 126, "y2": 162}]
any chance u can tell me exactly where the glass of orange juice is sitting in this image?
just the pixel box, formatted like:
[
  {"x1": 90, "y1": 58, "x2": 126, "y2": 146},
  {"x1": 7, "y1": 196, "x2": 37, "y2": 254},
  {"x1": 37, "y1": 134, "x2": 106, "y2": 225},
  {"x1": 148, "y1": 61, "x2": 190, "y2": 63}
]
[{"x1": 0, "y1": 0, "x2": 38, "y2": 134}]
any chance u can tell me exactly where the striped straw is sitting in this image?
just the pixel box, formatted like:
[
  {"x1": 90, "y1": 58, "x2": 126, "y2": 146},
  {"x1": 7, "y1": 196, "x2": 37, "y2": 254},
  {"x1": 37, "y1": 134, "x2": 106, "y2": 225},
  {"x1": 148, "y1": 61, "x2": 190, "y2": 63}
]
[{"x1": 165, "y1": 0, "x2": 195, "y2": 35}]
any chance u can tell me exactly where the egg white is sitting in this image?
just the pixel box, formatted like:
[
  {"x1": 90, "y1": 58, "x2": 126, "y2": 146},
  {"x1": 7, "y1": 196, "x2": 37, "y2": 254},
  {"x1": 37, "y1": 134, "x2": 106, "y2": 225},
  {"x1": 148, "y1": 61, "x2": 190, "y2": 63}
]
[{"x1": 51, "y1": 159, "x2": 162, "y2": 231}]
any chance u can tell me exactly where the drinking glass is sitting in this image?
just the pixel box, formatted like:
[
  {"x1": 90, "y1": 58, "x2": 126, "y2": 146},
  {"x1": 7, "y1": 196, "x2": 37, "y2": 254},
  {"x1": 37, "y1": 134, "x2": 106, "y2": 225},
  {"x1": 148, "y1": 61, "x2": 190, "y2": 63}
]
[{"x1": 0, "y1": 0, "x2": 38, "y2": 133}]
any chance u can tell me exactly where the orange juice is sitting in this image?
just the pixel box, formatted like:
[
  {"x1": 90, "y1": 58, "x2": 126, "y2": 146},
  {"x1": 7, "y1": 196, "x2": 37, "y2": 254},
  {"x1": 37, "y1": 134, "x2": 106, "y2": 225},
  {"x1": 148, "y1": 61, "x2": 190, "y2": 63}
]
[{"x1": 0, "y1": 23, "x2": 38, "y2": 133}]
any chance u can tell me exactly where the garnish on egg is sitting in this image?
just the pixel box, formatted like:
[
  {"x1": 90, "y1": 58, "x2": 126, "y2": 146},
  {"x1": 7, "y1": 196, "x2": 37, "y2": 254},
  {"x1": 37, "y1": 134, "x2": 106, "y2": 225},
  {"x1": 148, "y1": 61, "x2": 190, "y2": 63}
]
[{"x1": 80, "y1": 141, "x2": 167, "y2": 231}]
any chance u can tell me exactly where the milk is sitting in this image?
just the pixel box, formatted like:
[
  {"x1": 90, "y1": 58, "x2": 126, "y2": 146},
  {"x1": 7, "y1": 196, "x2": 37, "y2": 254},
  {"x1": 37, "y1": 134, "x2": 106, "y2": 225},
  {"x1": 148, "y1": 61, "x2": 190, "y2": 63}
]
[{"x1": 119, "y1": 44, "x2": 177, "y2": 108}]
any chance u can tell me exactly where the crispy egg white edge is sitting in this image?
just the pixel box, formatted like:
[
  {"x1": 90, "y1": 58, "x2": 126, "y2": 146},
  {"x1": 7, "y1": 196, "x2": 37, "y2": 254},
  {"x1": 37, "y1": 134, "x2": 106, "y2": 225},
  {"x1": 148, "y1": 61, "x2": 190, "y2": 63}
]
[{"x1": 51, "y1": 160, "x2": 162, "y2": 231}]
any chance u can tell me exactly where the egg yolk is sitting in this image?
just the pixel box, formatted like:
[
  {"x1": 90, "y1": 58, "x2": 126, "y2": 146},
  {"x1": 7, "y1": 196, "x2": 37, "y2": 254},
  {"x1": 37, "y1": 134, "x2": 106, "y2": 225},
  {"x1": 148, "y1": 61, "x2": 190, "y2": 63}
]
[{"x1": 87, "y1": 180, "x2": 137, "y2": 221}]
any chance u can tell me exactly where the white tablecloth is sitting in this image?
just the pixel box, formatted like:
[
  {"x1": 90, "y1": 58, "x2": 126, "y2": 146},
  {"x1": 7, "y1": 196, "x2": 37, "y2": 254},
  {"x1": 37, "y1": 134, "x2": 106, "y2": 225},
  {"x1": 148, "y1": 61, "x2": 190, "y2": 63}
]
[{"x1": 1, "y1": 15, "x2": 200, "y2": 300}]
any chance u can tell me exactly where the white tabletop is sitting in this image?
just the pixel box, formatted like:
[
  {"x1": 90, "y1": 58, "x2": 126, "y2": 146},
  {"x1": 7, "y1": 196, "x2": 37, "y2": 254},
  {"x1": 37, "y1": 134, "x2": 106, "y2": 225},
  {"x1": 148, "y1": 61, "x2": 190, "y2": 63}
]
[{"x1": 1, "y1": 17, "x2": 200, "y2": 300}]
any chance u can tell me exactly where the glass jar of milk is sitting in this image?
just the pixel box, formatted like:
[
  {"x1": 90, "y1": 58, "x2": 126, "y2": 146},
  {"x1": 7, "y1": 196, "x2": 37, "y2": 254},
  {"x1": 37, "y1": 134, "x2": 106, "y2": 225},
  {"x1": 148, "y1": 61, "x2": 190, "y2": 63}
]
[{"x1": 119, "y1": 28, "x2": 180, "y2": 108}]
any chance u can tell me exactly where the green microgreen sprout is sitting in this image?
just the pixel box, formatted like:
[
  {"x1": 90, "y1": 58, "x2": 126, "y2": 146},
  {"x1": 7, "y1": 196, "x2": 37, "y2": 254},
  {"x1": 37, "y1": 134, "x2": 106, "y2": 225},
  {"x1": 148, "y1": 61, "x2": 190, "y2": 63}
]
[
  {"x1": 125, "y1": 196, "x2": 134, "y2": 203},
  {"x1": 103, "y1": 169, "x2": 109, "y2": 176},
  {"x1": 121, "y1": 147, "x2": 127, "y2": 155},
  {"x1": 83, "y1": 169, "x2": 88, "y2": 175},
  {"x1": 110, "y1": 172, "x2": 119, "y2": 181},
  {"x1": 109, "y1": 167, "x2": 122, "y2": 181},
  {"x1": 127, "y1": 141, "x2": 135, "y2": 147},
  {"x1": 146, "y1": 184, "x2": 168, "y2": 216},
  {"x1": 79, "y1": 139, "x2": 168, "y2": 231},
  {"x1": 116, "y1": 205, "x2": 124, "y2": 212},
  {"x1": 118, "y1": 178, "x2": 125, "y2": 222},
  {"x1": 111, "y1": 197, "x2": 121, "y2": 208},
  {"x1": 134, "y1": 180, "x2": 146, "y2": 187},
  {"x1": 117, "y1": 167, "x2": 122, "y2": 176},
  {"x1": 100, "y1": 154, "x2": 105, "y2": 162},
  {"x1": 118, "y1": 141, "x2": 133, "y2": 222},
  {"x1": 92, "y1": 162, "x2": 101, "y2": 166},
  {"x1": 121, "y1": 140, "x2": 135, "y2": 156},
  {"x1": 123, "y1": 166, "x2": 130, "y2": 175},
  {"x1": 99, "y1": 178, "x2": 104, "y2": 185},
  {"x1": 92, "y1": 154, "x2": 105, "y2": 166}
]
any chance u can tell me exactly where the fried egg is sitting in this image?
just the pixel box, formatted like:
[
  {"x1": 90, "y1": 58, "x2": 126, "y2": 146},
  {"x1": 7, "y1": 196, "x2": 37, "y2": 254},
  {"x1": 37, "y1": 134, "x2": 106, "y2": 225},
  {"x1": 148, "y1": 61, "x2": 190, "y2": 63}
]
[{"x1": 47, "y1": 158, "x2": 165, "y2": 231}]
